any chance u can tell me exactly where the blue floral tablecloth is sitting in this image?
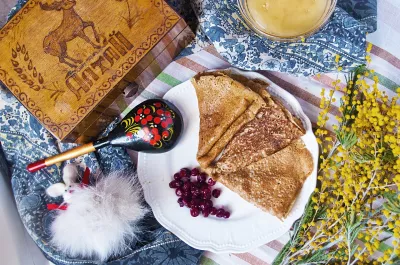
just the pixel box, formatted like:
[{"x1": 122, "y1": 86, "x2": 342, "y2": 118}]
[
  {"x1": 0, "y1": 1, "x2": 204, "y2": 264},
  {"x1": 1, "y1": 0, "x2": 378, "y2": 264},
  {"x1": 0, "y1": 77, "x2": 203, "y2": 265}
]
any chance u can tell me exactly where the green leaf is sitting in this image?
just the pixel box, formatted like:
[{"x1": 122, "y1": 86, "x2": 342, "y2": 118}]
[
  {"x1": 273, "y1": 194, "x2": 325, "y2": 265},
  {"x1": 315, "y1": 206, "x2": 328, "y2": 220},
  {"x1": 390, "y1": 255, "x2": 400, "y2": 264},
  {"x1": 350, "y1": 244, "x2": 358, "y2": 258},
  {"x1": 377, "y1": 241, "x2": 393, "y2": 253},
  {"x1": 272, "y1": 241, "x2": 291, "y2": 265},
  {"x1": 337, "y1": 131, "x2": 357, "y2": 150},
  {"x1": 345, "y1": 211, "x2": 364, "y2": 248},
  {"x1": 383, "y1": 192, "x2": 400, "y2": 214},
  {"x1": 199, "y1": 256, "x2": 219, "y2": 265},
  {"x1": 296, "y1": 249, "x2": 330, "y2": 264},
  {"x1": 290, "y1": 219, "x2": 301, "y2": 244},
  {"x1": 350, "y1": 150, "x2": 374, "y2": 163},
  {"x1": 382, "y1": 149, "x2": 397, "y2": 162},
  {"x1": 293, "y1": 196, "x2": 316, "y2": 240}
]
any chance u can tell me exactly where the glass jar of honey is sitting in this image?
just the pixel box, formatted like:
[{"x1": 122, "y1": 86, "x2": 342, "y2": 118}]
[{"x1": 238, "y1": 0, "x2": 337, "y2": 41}]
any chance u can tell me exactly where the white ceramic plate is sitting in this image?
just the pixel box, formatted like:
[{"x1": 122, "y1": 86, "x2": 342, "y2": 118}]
[{"x1": 138, "y1": 68, "x2": 319, "y2": 253}]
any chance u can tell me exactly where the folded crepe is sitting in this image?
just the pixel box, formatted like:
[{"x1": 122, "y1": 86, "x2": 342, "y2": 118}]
[
  {"x1": 219, "y1": 71, "x2": 305, "y2": 133},
  {"x1": 216, "y1": 139, "x2": 314, "y2": 219},
  {"x1": 205, "y1": 71, "x2": 305, "y2": 173},
  {"x1": 192, "y1": 72, "x2": 265, "y2": 168}
]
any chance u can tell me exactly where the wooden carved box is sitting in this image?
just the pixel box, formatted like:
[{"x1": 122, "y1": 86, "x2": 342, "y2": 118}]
[{"x1": 0, "y1": 0, "x2": 193, "y2": 142}]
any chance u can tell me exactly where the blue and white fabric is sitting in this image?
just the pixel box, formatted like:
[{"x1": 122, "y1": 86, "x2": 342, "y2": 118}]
[{"x1": 191, "y1": 0, "x2": 377, "y2": 75}]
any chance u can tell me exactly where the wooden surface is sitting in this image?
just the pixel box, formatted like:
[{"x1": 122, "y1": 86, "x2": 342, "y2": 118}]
[
  {"x1": 0, "y1": 0, "x2": 181, "y2": 141},
  {"x1": 0, "y1": 0, "x2": 16, "y2": 27}
]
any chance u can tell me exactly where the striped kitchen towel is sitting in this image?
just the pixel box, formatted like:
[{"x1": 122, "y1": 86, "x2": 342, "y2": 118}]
[
  {"x1": 111, "y1": 0, "x2": 398, "y2": 263},
  {"x1": 116, "y1": 0, "x2": 400, "y2": 261}
]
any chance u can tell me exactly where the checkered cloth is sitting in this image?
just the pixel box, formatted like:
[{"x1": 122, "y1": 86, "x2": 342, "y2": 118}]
[{"x1": 116, "y1": 0, "x2": 400, "y2": 262}]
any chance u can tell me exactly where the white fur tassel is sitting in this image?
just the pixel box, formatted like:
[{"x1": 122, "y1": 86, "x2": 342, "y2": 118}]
[{"x1": 50, "y1": 171, "x2": 149, "y2": 262}]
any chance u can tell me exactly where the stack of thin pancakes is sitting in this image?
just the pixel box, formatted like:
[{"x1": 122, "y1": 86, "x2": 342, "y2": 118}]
[{"x1": 192, "y1": 70, "x2": 314, "y2": 219}]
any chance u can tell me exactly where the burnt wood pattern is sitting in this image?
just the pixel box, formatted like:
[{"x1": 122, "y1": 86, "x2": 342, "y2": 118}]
[{"x1": 0, "y1": 0, "x2": 185, "y2": 142}]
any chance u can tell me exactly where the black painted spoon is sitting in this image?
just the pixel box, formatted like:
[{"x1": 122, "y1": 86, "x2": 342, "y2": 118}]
[{"x1": 27, "y1": 99, "x2": 183, "y2": 173}]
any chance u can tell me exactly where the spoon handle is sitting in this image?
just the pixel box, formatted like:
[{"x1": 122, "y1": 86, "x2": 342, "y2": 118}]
[
  {"x1": 27, "y1": 143, "x2": 96, "y2": 173},
  {"x1": 27, "y1": 138, "x2": 110, "y2": 173}
]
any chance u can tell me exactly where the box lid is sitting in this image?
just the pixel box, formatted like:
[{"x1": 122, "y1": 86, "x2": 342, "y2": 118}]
[{"x1": 0, "y1": 0, "x2": 180, "y2": 140}]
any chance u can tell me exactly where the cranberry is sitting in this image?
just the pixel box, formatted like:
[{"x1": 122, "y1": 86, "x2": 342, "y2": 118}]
[
  {"x1": 207, "y1": 178, "x2": 216, "y2": 186},
  {"x1": 182, "y1": 191, "x2": 191, "y2": 198},
  {"x1": 190, "y1": 208, "x2": 200, "y2": 217},
  {"x1": 199, "y1": 200, "x2": 207, "y2": 211},
  {"x1": 223, "y1": 211, "x2": 231, "y2": 219},
  {"x1": 205, "y1": 200, "x2": 213, "y2": 209},
  {"x1": 201, "y1": 182, "x2": 209, "y2": 189},
  {"x1": 179, "y1": 168, "x2": 190, "y2": 178},
  {"x1": 203, "y1": 192, "x2": 212, "y2": 200},
  {"x1": 212, "y1": 189, "x2": 221, "y2": 198},
  {"x1": 192, "y1": 181, "x2": 201, "y2": 188},
  {"x1": 191, "y1": 168, "x2": 200, "y2": 176},
  {"x1": 177, "y1": 198, "x2": 184, "y2": 207},
  {"x1": 175, "y1": 188, "x2": 183, "y2": 197},
  {"x1": 198, "y1": 173, "x2": 207, "y2": 183},
  {"x1": 201, "y1": 185, "x2": 210, "y2": 193},
  {"x1": 169, "y1": 180, "x2": 181, "y2": 188},
  {"x1": 202, "y1": 188, "x2": 211, "y2": 200},
  {"x1": 191, "y1": 187, "x2": 201, "y2": 197},
  {"x1": 203, "y1": 208, "x2": 211, "y2": 217},
  {"x1": 192, "y1": 198, "x2": 202, "y2": 207},
  {"x1": 181, "y1": 177, "x2": 189, "y2": 183},
  {"x1": 171, "y1": 167, "x2": 231, "y2": 219},
  {"x1": 216, "y1": 208, "x2": 225, "y2": 218},
  {"x1": 174, "y1": 173, "x2": 181, "y2": 180},
  {"x1": 182, "y1": 182, "x2": 191, "y2": 192},
  {"x1": 193, "y1": 193, "x2": 202, "y2": 199},
  {"x1": 182, "y1": 197, "x2": 192, "y2": 208}
]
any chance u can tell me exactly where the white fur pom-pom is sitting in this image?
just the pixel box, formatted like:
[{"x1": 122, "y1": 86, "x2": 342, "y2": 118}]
[
  {"x1": 50, "y1": 172, "x2": 149, "y2": 262},
  {"x1": 62, "y1": 164, "x2": 78, "y2": 186},
  {"x1": 46, "y1": 183, "x2": 67, "y2": 198}
]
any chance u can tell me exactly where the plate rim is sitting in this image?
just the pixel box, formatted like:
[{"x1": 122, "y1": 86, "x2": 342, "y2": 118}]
[{"x1": 138, "y1": 67, "x2": 319, "y2": 253}]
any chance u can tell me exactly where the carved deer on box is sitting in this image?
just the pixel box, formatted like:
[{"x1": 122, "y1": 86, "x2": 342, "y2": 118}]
[{"x1": 40, "y1": 0, "x2": 101, "y2": 68}]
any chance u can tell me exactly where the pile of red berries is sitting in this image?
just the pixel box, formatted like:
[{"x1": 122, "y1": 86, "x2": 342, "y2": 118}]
[{"x1": 169, "y1": 168, "x2": 230, "y2": 219}]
